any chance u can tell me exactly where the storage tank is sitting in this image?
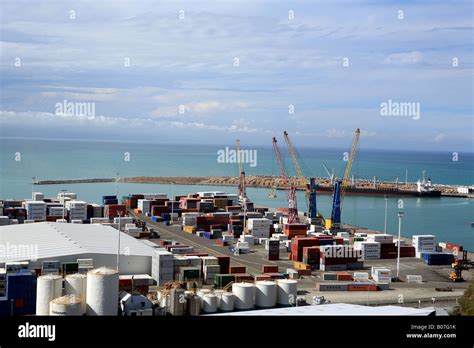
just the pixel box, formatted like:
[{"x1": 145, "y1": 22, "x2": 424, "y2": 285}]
[
  {"x1": 276, "y1": 279, "x2": 297, "y2": 306},
  {"x1": 255, "y1": 280, "x2": 277, "y2": 308},
  {"x1": 187, "y1": 295, "x2": 201, "y2": 316},
  {"x1": 219, "y1": 292, "x2": 235, "y2": 312},
  {"x1": 232, "y1": 283, "x2": 255, "y2": 310},
  {"x1": 201, "y1": 294, "x2": 218, "y2": 313},
  {"x1": 64, "y1": 273, "x2": 87, "y2": 314},
  {"x1": 86, "y1": 267, "x2": 119, "y2": 316},
  {"x1": 213, "y1": 289, "x2": 225, "y2": 306},
  {"x1": 36, "y1": 274, "x2": 63, "y2": 315},
  {"x1": 49, "y1": 295, "x2": 83, "y2": 316},
  {"x1": 197, "y1": 288, "x2": 211, "y2": 298}
]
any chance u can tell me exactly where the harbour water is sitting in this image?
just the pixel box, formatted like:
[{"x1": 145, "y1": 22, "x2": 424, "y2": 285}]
[{"x1": 0, "y1": 138, "x2": 472, "y2": 248}]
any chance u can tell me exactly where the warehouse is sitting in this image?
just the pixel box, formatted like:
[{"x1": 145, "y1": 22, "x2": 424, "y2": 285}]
[
  {"x1": 211, "y1": 303, "x2": 437, "y2": 316},
  {"x1": 0, "y1": 222, "x2": 155, "y2": 274}
]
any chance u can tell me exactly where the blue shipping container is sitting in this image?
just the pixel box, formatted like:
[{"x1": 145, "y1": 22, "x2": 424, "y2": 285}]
[{"x1": 203, "y1": 232, "x2": 212, "y2": 239}]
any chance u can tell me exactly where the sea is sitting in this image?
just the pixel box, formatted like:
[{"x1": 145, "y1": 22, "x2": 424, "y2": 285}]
[{"x1": 1, "y1": 138, "x2": 473, "y2": 249}]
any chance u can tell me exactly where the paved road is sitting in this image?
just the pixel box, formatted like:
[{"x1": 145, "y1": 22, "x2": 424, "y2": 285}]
[{"x1": 130, "y1": 211, "x2": 294, "y2": 274}]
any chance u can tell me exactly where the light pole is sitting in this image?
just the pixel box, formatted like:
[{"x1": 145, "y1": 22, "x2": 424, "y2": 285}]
[
  {"x1": 32, "y1": 177, "x2": 36, "y2": 198},
  {"x1": 61, "y1": 189, "x2": 67, "y2": 221},
  {"x1": 115, "y1": 172, "x2": 119, "y2": 197},
  {"x1": 171, "y1": 183, "x2": 174, "y2": 225},
  {"x1": 117, "y1": 210, "x2": 123, "y2": 272},
  {"x1": 384, "y1": 195, "x2": 388, "y2": 234},
  {"x1": 396, "y1": 211, "x2": 404, "y2": 279}
]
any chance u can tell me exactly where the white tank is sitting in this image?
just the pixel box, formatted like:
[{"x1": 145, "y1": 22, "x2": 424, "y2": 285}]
[
  {"x1": 86, "y1": 267, "x2": 119, "y2": 316},
  {"x1": 197, "y1": 288, "x2": 211, "y2": 298},
  {"x1": 219, "y1": 292, "x2": 235, "y2": 312},
  {"x1": 276, "y1": 279, "x2": 298, "y2": 306},
  {"x1": 36, "y1": 274, "x2": 63, "y2": 315},
  {"x1": 255, "y1": 281, "x2": 277, "y2": 308},
  {"x1": 64, "y1": 273, "x2": 87, "y2": 314},
  {"x1": 49, "y1": 295, "x2": 83, "y2": 316},
  {"x1": 232, "y1": 282, "x2": 255, "y2": 310},
  {"x1": 201, "y1": 294, "x2": 218, "y2": 313},
  {"x1": 213, "y1": 289, "x2": 225, "y2": 306}
]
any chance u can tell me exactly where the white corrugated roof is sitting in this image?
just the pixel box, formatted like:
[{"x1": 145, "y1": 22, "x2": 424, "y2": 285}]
[
  {"x1": 210, "y1": 303, "x2": 435, "y2": 316},
  {"x1": 0, "y1": 222, "x2": 155, "y2": 262}
]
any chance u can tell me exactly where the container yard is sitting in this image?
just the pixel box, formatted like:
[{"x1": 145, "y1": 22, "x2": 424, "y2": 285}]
[{"x1": 0, "y1": 187, "x2": 471, "y2": 317}]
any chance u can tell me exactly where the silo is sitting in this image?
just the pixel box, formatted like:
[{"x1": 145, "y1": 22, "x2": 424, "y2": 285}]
[
  {"x1": 49, "y1": 295, "x2": 83, "y2": 316},
  {"x1": 276, "y1": 279, "x2": 298, "y2": 306},
  {"x1": 187, "y1": 295, "x2": 201, "y2": 316},
  {"x1": 201, "y1": 294, "x2": 218, "y2": 313},
  {"x1": 36, "y1": 274, "x2": 63, "y2": 315},
  {"x1": 86, "y1": 267, "x2": 119, "y2": 316},
  {"x1": 255, "y1": 281, "x2": 277, "y2": 308},
  {"x1": 232, "y1": 283, "x2": 255, "y2": 310},
  {"x1": 64, "y1": 273, "x2": 87, "y2": 314},
  {"x1": 219, "y1": 292, "x2": 235, "y2": 312}
]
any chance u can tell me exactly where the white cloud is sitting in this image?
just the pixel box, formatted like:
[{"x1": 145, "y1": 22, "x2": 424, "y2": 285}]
[
  {"x1": 384, "y1": 51, "x2": 423, "y2": 65},
  {"x1": 432, "y1": 132, "x2": 446, "y2": 143}
]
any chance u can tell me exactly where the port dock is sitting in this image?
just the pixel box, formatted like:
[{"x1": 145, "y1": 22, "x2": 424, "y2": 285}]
[{"x1": 34, "y1": 176, "x2": 473, "y2": 198}]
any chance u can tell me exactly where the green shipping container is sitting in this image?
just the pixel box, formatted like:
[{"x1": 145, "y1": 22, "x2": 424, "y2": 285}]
[
  {"x1": 179, "y1": 267, "x2": 200, "y2": 281},
  {"x1": 213, "y1": 274, "x2": 235, "y2": 289},
  {"x1": 322, "y1": 273, "x2": 337, "y2": 281},
  {"x1": 62, "y1": 262, "x2": 79, "y2": 275}
]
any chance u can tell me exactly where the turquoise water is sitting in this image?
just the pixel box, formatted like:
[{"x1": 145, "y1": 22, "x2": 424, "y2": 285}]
[{"x1": 0, "y1": 138, "x2": 473, "y2": 248}]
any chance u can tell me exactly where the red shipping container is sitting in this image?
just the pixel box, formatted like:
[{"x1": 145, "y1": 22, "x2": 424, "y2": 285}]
[
  {"x1": 234, "y1": 274, "x2": 253, "y2": 283},
  {"x1": 297, "y1": 269, "x2": 312, "y2": 276},
  {"x1": 230, "y1": 266, "x2": 246, "y2": 274},
  {"x1": 105, "y1": 204, "x2": 127, "y2": 218},
  {"x1": 446, "y1": 243, "x2": 463, "y2": 252},
  {"x1": 216, "y1": 255, "x2": 230, "y2": 274},
  {"x1": 336, "y1": 272, "x2": 353, "y2": 281},
  {"x1": 262, "y1": 265, "x2": 279, "y2": 273},
  {"x1": 348, "y1": 284, "x2": 378, "y2": 291}
]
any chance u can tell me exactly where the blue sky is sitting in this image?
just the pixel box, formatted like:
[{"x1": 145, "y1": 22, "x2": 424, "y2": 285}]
[{"x1": 0, "y1": 0, "x2": 472, "y2": 151}]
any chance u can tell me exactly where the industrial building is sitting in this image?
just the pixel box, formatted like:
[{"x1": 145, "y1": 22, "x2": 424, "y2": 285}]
[{"x1": 0, "y1": 222, "x2": 155, "y2": 275}]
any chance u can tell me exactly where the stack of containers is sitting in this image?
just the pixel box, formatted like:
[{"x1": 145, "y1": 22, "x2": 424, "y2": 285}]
[
  {"x1": 368, "y1": 234, "x2": 397, "y2": 259},
  {"x1": 151, "y1": 250, "x2": 174, "y2": 286},
  {"x1": 137, "y1": 199, "x2": 152, "y2": 214},
  {"x1": 6, "y1": 271, "x2": 37, "y2": 315},
  {"x1": 413, "y1": 235, "x2": 437, "y2": 258},
  {"x1": 25, "y1": 201, "x2": 47, "y2": 221},
  {"x1": 89, "y1": 204, "x2": 103, "y2": 218},
  {"x1": 182, "y1": 213, "x2": 199, "y2": 227},
  {"x1": 371, "y1": 267, "x2": 391, "y2": 282},
  {"x1": 265, "y1": 239, "x2": 279, "y2": 260},
  {"x1": 302, "y1": 246, "x2": 320, "y2": 269},
  {"x1": 202, "y1": 257, "x2": 220, "y2": 284},
  {"x1": 66, "y1": 201, "x2": 87, "y2": 221},
  {"x1": 103, "y1": 195, "x2": 118, "y2": 205},
  {"x1": 354, "y1": 241, "x2": 381, "y2": 260},
  {"x1": 32, "y1": 192, "x2": 44, "y2": 201},
  {"x1": 247, "y1": 218, "x2": 272, "y2": 238},
  {"x1": 48, "y1": 206, "x2": 65, "y2": 217},
  {"x1": 104, "y1": 204, "x2": 127, "y2": 218},
  {"x1": 282, "y1": 223, "x2": 307, "y2": 238}
]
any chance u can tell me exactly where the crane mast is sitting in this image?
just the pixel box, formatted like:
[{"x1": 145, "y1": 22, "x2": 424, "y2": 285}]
[
  {"x1": 236, "y1": 139, "x2": 247, "y2": 203},
  {"x1": 272, "y1": 137, "x2": 299, "y2": 223},
  {"x1": 283, "y1": 131, "x2": 319, "y2": 223},
  {"x1": 330, "y1": 128, "x2": 360, "y2": 230}
]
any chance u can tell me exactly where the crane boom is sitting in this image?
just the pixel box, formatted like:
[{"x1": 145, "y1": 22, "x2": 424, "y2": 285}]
[
  {"x1": 283, "y1": 131, "x2": 319, "y2": 222},
  {"x1": 272, "y1": 137, "x2": 299, "y2": 223},
  {"x1": 341, "y1": 128, "x2": 360, "y2": 207}
]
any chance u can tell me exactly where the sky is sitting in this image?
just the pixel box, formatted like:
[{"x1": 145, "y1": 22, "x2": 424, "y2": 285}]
[{"x1": 0, "y1": 0, "x2": 473, "y2": 151}]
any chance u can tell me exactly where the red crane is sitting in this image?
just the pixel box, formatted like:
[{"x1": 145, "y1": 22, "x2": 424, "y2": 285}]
[{"x1": 272, "y1": 137, "x2": 299, "y2": 223}]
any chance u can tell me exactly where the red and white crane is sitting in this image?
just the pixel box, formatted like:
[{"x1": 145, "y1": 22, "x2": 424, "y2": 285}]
[{"x1": 272, "y1": 137, "x2": 299, "y2": 223}]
